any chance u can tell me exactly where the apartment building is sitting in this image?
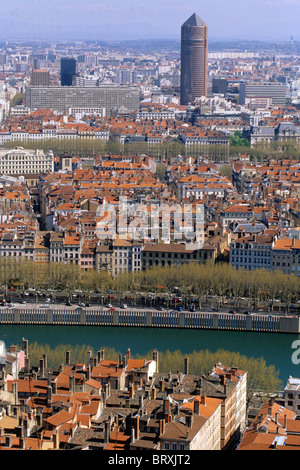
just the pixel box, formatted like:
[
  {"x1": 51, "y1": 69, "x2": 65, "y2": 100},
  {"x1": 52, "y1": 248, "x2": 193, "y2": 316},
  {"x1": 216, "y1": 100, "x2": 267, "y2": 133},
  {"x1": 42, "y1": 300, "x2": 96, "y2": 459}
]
[
  {"x1": 0, "y1": 148, "x2": 54, "y2": 176},
  {"x1": 208, "y1": 363, "x2": 247, "y2": 449},
  {"x1": 237, "y1": 397, "x2": 300, "y2": 450},
  {"x1": 230, "y1": 235, "x2": 300, "y2": 276},
  {"x1": 177, "y1": 174, "x2": 232, "y2": 201},
  {"x1": 230, "y1": 233, "x2": 274, "y2": 271},
  {"x1": 158, "y1": 395, "x2": 222, "y2": 451},
  {"x1": 141, "y1": 241, "x2": 217, "y2": 270},
  {"x1": 272, "y1": 238, "x2": 300, "y2": 276},
  {"x1": 112, "y1": 238, "x2": 143, "y2": 276},
  {"x1": 180, "y1": 130, "x2": 229, "y2": 148},
  {"x1": 283, "y1": 376, "x2": 300, "y2": 414},
  {"x1": 0, "y1": 230, "x2": 36, "y2": 261},
  {"x1": 49, "y1": 231, "x2": 81, "y2": 264},
  {"x1": 220, "y1": 204, "x2": 254, "y2": 227}
]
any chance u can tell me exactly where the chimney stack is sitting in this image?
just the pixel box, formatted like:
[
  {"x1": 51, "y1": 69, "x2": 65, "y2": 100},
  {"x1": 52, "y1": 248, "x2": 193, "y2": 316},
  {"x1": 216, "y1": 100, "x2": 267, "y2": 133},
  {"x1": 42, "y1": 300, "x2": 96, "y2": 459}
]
[
  {"x1": 5, "y1": 435, "x2": 12, "y2": 448},
  {"x1": 87, "y1": 350, "x2": 92, "y2": 365},
  {"x1": 194, "y1": 399, "x2": 200, "y2": 415},
  {"x1": 163, "y1": 397, "x2": 170, "y2": 414},
  {"x1": 25, "y1": 357, "x2": 30, "y2": 373},
  {"x1": 134, "y1": 416, "x2": 140, "y2": 440},
  {"x1": 51, "y1": 380, "x2": 57, "y2": 395},
  {"x1": 12, "y1": 381, "x2": 18, "y2": 405},
  {"x1": 47, "y1": 385, "x2": 52, "y2": 407},
  {"x1": 53, "y1": 431, "x2": 59, "y2": 450},
  {"x1": 86, "y1": 365, "x2": 91, "y2": 381},
  {"x1": 21, "y1": 338, "x2": 28, "y2": 357},
  {"x1": 153, "y1": 349, "x2": 159, "y2": 372},
  {"x1": 66, "y1": 350, "x2": 70, "y2": 365},
  {"x1": 118, "y1": 354, "x2": 122, "y2": 368},
  {"x1": 69, "y1": 375, "x2": 75, "y2": 394},
  {"x1": 184, "y1": 357, "x2": 189, "y2": 375},
  {"x1": 43, "y1": 353, "x2": 47, "y2": 370},
  {"x1": 160, "y1": 418, "x2": 165, "y2": 435},
  {"x1": 39, "y1": 358, "x2": 45, "y2": 378},
  {"x1": 186, "y1": 413, "x2": 193, "y2": 428},
  {"x1": 129, "y1": 384, "x2": 134, "y2": 399}
]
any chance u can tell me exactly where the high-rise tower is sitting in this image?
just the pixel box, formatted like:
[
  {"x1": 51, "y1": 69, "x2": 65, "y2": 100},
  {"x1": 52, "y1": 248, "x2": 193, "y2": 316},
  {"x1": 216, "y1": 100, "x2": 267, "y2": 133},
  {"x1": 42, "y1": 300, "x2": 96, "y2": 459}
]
[
  {"x1": 60, "y1": 58, "x2": 77, "y2": 86},
  {"x1": 180, "y1": 13, "x2": 208, "y2": 105}
]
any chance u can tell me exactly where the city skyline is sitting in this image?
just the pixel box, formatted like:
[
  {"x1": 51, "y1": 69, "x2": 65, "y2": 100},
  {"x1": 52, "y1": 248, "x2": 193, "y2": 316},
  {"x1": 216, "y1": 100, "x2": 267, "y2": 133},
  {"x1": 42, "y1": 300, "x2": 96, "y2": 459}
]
[{"x1": 0, "y1": 0, "x2": 299, "y2": 42}]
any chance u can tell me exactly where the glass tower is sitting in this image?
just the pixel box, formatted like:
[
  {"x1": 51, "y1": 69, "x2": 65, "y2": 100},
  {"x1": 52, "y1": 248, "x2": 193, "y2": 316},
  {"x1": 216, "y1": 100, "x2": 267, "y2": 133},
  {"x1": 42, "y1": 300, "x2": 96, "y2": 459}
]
[{"x1": 60, "y1": 58, "x2": 77, "y2": 86}]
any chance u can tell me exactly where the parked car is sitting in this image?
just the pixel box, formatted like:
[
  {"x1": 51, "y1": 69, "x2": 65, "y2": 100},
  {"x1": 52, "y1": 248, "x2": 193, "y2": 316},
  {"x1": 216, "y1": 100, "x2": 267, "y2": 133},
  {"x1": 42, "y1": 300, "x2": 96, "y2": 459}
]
[
  {"x1": 105, "y1": 303, "x2": 113, "y2": 308},
  {"x1": 121, "y1": 304, "x2": 127, "y2": 309}
]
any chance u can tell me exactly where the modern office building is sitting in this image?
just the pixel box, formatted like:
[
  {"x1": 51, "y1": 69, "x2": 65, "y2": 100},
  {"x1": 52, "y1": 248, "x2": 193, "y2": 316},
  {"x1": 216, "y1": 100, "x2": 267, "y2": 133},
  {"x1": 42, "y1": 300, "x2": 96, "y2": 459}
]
[
  {"x1": 30, "y1": 69, "x2": 50, "y2": 86},
  {"x1": 180, "y1": 13, "x2": 208, "y2": 105},
  {"x1": 25, "y1": 85, "x2": 141, "y2": 116},
  {"x1": 239, "y1": 82, "x2": 287, "y2": 107},
  {"x1": 212, "y1": 78, "x2": 228, "y2": 96},
  {"x1": 60, "y1": 58, "x2": 77, "y2": 86}
]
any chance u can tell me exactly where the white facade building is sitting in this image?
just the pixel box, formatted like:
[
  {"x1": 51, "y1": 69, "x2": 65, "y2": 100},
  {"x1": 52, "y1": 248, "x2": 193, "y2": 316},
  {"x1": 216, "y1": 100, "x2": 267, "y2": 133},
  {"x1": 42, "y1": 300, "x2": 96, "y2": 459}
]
[{"x1": 0, "y1": 147, "x2": 54, "y2": 176}]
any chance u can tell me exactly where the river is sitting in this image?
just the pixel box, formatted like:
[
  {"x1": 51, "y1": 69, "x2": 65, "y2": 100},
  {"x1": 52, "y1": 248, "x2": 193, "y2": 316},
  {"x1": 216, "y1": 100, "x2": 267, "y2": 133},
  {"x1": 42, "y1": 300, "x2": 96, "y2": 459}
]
[{"x1": 1, "y1": 324, "x2": 300, "y2": 384}]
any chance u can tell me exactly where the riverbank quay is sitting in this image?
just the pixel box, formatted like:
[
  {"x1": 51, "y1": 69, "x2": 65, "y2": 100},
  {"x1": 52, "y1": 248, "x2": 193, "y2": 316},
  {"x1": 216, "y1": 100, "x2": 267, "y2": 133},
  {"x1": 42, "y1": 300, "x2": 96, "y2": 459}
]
[{"x1": 0, "y1": 307, "x2": 299, "y2": 334}]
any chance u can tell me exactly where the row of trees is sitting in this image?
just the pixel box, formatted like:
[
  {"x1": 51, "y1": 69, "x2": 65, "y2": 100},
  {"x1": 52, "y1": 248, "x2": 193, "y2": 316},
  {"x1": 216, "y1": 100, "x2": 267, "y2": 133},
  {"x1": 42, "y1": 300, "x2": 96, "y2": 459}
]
[
  {"x1": 2, "y1": 137, "x2": 231, "y2": 161},
  {"x1": 1, "y1": 258, "x2": 299, "y2": 307},
  {"x1": 22, "y1": 342, "x2": 283, "y2": 393},
  {"x1": 4, "y1": 136, "x2": 300, "y2": 162}
]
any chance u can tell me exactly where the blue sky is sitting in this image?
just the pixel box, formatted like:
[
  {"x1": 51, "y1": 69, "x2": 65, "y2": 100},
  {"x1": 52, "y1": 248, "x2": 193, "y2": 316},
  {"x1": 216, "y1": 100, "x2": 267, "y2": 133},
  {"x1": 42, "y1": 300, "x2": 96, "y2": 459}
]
[{"x1": 0, "y1": 0, "x2": 299, "y2": 42}]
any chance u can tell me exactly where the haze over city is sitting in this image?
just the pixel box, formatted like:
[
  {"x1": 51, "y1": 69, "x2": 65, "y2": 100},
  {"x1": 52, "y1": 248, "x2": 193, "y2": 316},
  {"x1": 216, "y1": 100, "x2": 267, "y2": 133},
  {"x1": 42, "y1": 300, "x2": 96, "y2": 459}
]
[{"x1": 0, "y1": 0, "x2": 299, "y2": 42}]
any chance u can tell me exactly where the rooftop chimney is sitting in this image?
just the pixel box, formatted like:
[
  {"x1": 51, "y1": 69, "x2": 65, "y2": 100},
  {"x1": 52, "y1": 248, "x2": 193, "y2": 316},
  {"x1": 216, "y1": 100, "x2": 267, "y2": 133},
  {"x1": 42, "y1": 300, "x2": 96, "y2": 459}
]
[
  {"x1": 134, "y1": 416, "x2": 140, "y2": 440},
  {"x1": 153, "y1": 349, "x2": 159, "y2": 372},
  {"x1": 163, "y1": 397, "x2": 170, "y2": 414},
  {"x1": 39, "y1": 358, "x2": 45, "y2": 378},
  {"x1": 21, "y1": 338, "x2": 28, "y2": 357},
  {"x1": 194, "y1": 399, "x2": 200, "y2": 415},
  {"x1": 186, "y1": 413, "x2": 193, "y2": 428},
  {"x1": 160, "y1": 418, "x2": 166, "y2": 435},
  {"x1": 5, "y1": 435, "x2": 12, "y2": 448},
  {"x1": 66, "y1": 350, "x2": 70, "y2": 365},
  {"x1": 184, "y1": 357, "x2": 189, "y2": 375}
]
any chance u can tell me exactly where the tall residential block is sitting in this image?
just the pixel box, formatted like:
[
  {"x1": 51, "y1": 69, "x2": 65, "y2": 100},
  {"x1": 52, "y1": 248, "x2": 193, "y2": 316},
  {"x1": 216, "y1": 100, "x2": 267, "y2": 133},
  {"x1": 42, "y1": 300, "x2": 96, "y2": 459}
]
[{"x1": 180, "y1": 13, "x2": 208, "y2": 105}]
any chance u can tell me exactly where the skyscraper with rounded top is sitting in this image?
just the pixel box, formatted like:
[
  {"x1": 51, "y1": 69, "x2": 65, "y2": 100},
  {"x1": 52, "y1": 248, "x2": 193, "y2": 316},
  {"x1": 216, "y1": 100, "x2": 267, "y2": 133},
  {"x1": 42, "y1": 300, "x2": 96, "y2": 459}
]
[{"x1": 180, "y1": 13, "x2": 208, "y2": 105}]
